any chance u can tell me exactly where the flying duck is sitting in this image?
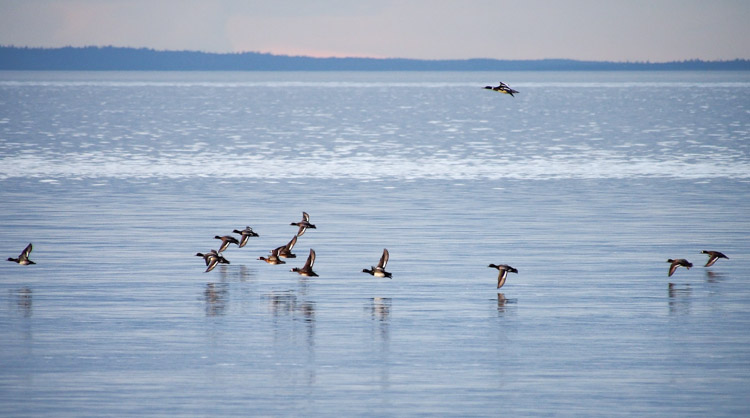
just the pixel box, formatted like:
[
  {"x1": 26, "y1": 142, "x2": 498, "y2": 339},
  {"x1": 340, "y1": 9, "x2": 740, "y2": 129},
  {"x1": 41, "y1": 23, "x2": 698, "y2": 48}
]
[
  {"x1": 277, "y1": 235, "x2": 298, "y2": 259},
  {"x1": 362, "y1": 248, "x2": 392, "y2": 278},
  {"x1": 291, "y1": 212, "x2": 316, "y2": 236},
  {"x1": 488, "y1": 264, "x2": 518, "y2": 288},
  {"x1": 214, "y1": 235, "x2": 240, "y2": 253},
  {"x1": 484, "y1": 82, "x2": 519, "y2": 97},
  {"x1": 258, "y1": 247, "x2": 285, "y2": 265},
  {"x1": 667, "y1": 258, "x2": 693, "y2": 277},
  {"x1": 196, "y1": 250, "x2": 229, "y2": 273},
  {"x1": 232, "y1": 226, "x2": 259, "y2": 248},
  {"x1": 291, "y1": 248, "x2": 318, "y2": 277},
  {"x1": 701, "y1": 250, "x2": 728, "y2": 267},
  {"x1": 7, "y1": 243, "x2": 35, "y2": 265}
]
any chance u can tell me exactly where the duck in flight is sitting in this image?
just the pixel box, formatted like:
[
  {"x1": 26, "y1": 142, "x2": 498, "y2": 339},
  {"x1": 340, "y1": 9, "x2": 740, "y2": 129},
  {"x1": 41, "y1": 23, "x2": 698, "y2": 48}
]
[
  {"x1": 277, "y1": 235, "x2": 298, "y2": 259},
  {"x1": 667, "y1": 258, "x2": 693, "y2": 277},
  {"x1": 362, "y1": 248, "x2": 392, "y2": 278},
  {"x1": 488, "y1": 264, "x2": 518, "y2": 288},
  {"x1": 291, "y1": 248, "x2": 318, "y2": 277},
  {"x1": 259, "y1": 247, "x2": 286, "y2": 265},
  {"x1": 7, "y1": 243, "x2": 35, "y2": 265},
  {"x1": 214, "y1": 235, "x2": 240, "y2": 253},
  {"x1": 701, "y1": 250, "x2": 728, "y2": 267},
  {"x1": 196, "y1": 249, "x2": 230, "y2": 273},
  {"x1": 484, "y1": 82, "x2": 519, "y2": 97},
  {"x1": 291, "y1": 212, "x2": 316, "y2": 236},
  {"x1": 232, "y1": 226, "x2": 259, "y2": 248}
]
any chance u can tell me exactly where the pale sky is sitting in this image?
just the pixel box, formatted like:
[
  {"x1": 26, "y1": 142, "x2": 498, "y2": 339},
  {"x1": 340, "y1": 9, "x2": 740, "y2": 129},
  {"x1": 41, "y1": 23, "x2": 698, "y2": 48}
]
[{"x1": 1, "y1": 0, "x2": 748, "y2": 61}]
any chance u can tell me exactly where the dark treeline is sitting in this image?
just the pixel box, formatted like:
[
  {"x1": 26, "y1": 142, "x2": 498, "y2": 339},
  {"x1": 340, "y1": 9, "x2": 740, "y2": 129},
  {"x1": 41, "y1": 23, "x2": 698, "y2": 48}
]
[{"x1": 1, "y1": 46, "x2": 749, "y2": 71}]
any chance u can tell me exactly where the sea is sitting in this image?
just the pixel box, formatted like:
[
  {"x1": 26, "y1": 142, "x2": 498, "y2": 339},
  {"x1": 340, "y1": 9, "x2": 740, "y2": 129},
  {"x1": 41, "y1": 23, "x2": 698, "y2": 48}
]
[{"x1": 1, "y1": 70, "x2": 749, "y2": 416}]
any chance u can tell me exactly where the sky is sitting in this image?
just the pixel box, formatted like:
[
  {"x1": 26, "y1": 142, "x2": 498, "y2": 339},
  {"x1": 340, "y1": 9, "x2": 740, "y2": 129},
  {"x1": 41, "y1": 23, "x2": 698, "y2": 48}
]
[{"x1": 1, "y1": 0, "x2": 749, "y2": 62}]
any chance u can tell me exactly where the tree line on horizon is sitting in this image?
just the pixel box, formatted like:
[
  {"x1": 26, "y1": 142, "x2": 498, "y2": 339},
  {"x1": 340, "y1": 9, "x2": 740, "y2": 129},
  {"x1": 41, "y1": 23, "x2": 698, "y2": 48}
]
[{"x1": 1, "y1": 45, "x2": 748, "y2": 71}]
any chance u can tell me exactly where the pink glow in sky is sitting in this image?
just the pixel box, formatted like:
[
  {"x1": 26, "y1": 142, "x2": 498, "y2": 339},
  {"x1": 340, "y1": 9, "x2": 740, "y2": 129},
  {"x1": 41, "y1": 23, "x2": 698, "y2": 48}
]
[{"x1": 1, "y1": 0, "x2": 748, "y2": 61}]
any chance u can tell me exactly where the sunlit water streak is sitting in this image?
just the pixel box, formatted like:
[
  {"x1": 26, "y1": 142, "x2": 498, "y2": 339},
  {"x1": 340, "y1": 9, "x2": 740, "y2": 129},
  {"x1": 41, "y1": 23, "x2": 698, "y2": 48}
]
[{"x1": 1, "y1": 71, "x2": 749, "y2": 416}]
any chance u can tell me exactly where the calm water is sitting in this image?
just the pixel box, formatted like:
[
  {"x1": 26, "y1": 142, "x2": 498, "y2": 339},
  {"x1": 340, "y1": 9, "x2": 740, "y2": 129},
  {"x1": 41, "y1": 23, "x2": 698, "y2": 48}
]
[{"x1": 1, "y1": 71, "x2": 749, "y2": 416}]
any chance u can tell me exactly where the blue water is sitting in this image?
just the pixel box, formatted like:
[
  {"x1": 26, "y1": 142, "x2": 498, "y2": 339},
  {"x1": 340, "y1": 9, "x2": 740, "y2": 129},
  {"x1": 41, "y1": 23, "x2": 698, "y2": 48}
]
[{"x1": 1, "y1": 71, "x2": 749, "y2": 416}]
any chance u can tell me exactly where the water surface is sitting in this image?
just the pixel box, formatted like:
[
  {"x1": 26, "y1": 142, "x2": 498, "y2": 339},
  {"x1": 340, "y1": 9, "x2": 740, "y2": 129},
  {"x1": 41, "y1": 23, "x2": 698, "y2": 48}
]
[{"x1": 1, "y1": 71, "x2": 749, "y2": 416}]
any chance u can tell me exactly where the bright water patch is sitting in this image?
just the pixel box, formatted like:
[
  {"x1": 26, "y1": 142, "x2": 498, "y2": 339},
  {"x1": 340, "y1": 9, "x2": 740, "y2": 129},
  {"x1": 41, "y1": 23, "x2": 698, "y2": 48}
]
[{"x1": 1, "y1": 71, "x2": 748, "y2": 182}]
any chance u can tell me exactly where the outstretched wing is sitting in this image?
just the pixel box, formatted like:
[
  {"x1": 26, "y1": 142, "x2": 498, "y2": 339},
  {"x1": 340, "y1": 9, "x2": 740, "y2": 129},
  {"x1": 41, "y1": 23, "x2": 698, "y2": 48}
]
[
  {"x1": 668, "y1": 263, "x2": 678, "y2": 277},
  {"x1": 378, "y1": 248, "x2": 389, "y2": 269},
  {"x1": 21, "y1": 243, "x2": 33, "y2": 260},
  {"x1": 302, "y1": 211, "x2": 310, "y2": 222},
  {"x1": 286, "y1": 235, "x2": 298, "y2": 251},
  {"x1": 304, "y1": 249, "x2": 316, "y2": 269},
  {"x1": 205, "y1": 257, "x2": 219, "y2": 273}
]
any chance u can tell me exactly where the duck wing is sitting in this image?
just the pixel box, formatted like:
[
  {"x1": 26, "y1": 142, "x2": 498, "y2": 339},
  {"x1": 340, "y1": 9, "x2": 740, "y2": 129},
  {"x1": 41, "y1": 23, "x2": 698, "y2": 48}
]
[
  {"x1": 378, "y1": 248, "x2": 389, "y2": 269},
  {"x1": 20, "y1": 243, "x2": 33, "y2": 261},
  {"x1": 304, "y1": 249, "x2": 316, "y2": 269},
  {"x1": 286, "y1": 235, "x2": 298, "y2": 251},
  {"x1": 668, "y1": 262, "x2": 678, "y2": 277}
]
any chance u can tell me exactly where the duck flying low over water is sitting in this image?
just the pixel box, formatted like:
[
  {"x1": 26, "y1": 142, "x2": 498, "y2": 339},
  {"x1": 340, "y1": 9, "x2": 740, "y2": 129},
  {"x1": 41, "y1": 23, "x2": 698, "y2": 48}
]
[
  {"x1": 362, "y1": 248, "x2": 392, "y2": 278},
  {"x1": 259, "y1": 247, "x2": 285, "y2": 265},
  {"x1": 291, "y1": 212, "x2": 316, "y2": 236},
  {"x1": 291, "y1": 248, "x2": 318, "y2": 277},
  {"x1": 701, "y1": 250, "x2": 728, "y2": 267},
  {"x1": 488, "y1": 264, "x2": 518, "y2": 288},
  {"x1": 277, "y1": 235, "x2": 298, "y2": 259},
  {"x1": 484, "y1": 82, "x2": 519, "y2": 97},
  {"x1": 7, "y1": 243, "x2": 35, "y2": 265},
  {"x1": 232, "y1": 226, "x2": 259, "y2": 248},
  {"x1": 214, "y1": 235, "x2": 240, "y2": 253},
  {"x1": 195, "y1": 250, "x2": 230, "y2": 273},
  {"x1": 667, "y1": 258, "x2": 693, "y2": 277}
]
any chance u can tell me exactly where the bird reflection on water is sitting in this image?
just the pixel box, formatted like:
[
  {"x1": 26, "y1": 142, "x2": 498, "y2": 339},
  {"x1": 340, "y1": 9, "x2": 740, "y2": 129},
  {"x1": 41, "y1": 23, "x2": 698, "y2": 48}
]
[
  {"x1": 265, "y1": 290, "x2": 317, "y2": 386},
  {"x1": 667, "y1": 283, "x2": 692, "y2": 316},
  {"x1": 495, "y1": 293, "x2": 517, "y2": 316},
  {"x1": 204, "y1": 283, "x2": 228, "y2": 316},
  {"x1": 367, "y1": 297, "x2": 391, "y2": 322},
  {"x1": 366, "y1": 297, "x2": 391, "y2": 390},
  {"x1": 265, "y1": 291, "x2": 316, "y2": 323},
  {"x1": 705, "y1": 270, "x2": 724, "y2": 284},
  {"x1": 10, "y1": 287, "x2": 33, "y2": 318}
]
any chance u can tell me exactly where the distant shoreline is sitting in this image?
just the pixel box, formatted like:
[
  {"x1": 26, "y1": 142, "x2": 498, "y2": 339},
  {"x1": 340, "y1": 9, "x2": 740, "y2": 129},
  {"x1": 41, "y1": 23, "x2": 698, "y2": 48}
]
[{"x1": 1, "y1": 46, "x2": 749, "y2": 71}]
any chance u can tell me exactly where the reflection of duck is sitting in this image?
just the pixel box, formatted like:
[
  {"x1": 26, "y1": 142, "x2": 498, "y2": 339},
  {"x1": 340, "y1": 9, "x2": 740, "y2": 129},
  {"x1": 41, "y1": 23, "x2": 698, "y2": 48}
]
[
  {"x1": 232, "y1": 226, "x2": 259, "y2": 248},
  {"x1": 277, "y1": 235, "x2": 298, "y2": 259},
  {"x1": 291, "y1": 249, "x2": 318, "y2": 277},
  {"x1": 214, "y1": 235, "x2": 240, "y2": 253},
  {"x1": 701, "y1": 250, "x2": 728, "y2": 267},
  {"x1": 667, "y1": 282, "x2": 692, "y2": 315},
  {"x1": 667, "y1": 258, "x2": 692, "y2": 277},
  {"x1": 362, "y1": 248, "x2": 392, "y2": 278},
  {"x1": 497, "y1": 292, "x2": 507, "y2": 313},
  {"x1": 204, "y1": 283, "x2": 228, "y2": 316},
  {"x1": 488, "y1": 264, "x2": 518, "y2": 288},
  {"x1": 14, "y1": 287, "x2": 33, "y2": 317},
  {"x1": 7, "y1": 243, "x2": 35, "y2": 265},
  {"x1": 258, "y1": 247, "x2": 285, "y2": 265},
  {"x1": 484, "y1": 82, "x2": 519, "y2": 97},
  {"x1": 291, "y1": 212, "x2": 316, "y2": 236},
  {"x1": 368, "y1": 297, "x2": 391, "y2": 321}
]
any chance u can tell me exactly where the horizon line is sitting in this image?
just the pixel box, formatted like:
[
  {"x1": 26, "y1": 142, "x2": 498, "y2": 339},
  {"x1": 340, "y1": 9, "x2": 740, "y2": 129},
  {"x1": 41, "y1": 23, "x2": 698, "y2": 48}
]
[{"x1": 3, "y1": 44, "x2": 749, "y2": 64}]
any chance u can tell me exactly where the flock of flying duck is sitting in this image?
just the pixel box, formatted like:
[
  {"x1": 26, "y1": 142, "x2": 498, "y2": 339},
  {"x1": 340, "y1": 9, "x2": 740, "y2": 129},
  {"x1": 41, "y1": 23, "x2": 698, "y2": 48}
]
[
  {"x1": 4, "y1": 210, "x2": 732, "y2": 288},
  {"x1": 2, "y1": 82, "x2": 731, "y2": 287},
  {"x1": 193, "y1": 212, "x2": 391, "y2": 280}
]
